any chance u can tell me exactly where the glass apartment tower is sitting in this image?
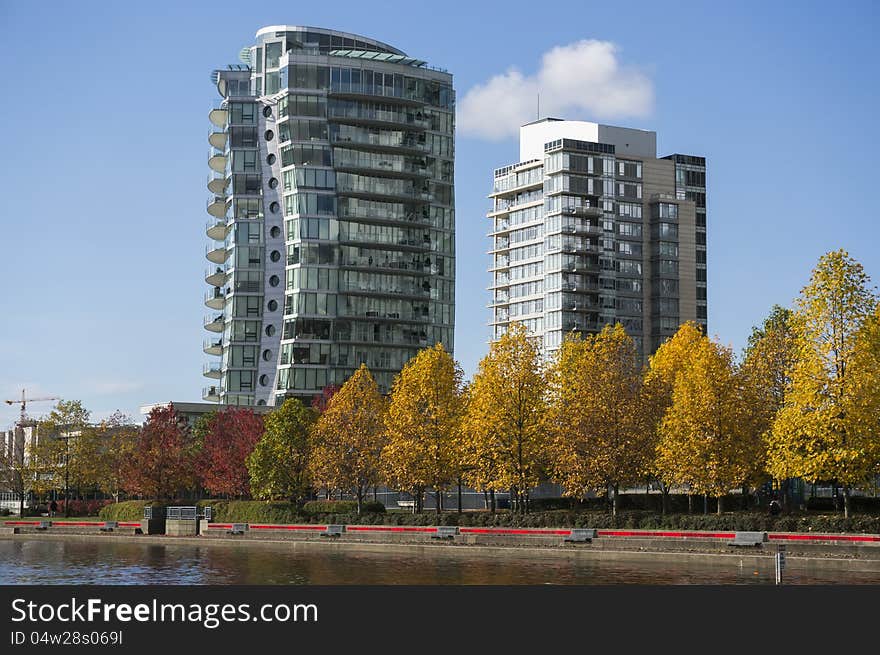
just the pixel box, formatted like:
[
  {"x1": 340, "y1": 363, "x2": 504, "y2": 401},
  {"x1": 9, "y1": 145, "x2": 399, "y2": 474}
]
[
  {"x1": 205, "y1": 26, "x2": 455, "y2": 406},
  {"x1": 488, "y1": 119, "x2": 706, "y2": 360}
]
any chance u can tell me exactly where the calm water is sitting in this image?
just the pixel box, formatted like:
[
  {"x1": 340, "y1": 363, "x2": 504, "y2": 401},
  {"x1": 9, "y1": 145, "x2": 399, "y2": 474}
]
[{"x1": 1, "y1": 539, "x2": 879, "y2": 585}]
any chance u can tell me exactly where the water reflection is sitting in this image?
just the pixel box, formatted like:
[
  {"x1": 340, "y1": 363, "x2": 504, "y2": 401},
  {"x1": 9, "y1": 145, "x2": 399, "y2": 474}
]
[{"x1": 1, "y1": 540, "x2": 878, "y2": 585}]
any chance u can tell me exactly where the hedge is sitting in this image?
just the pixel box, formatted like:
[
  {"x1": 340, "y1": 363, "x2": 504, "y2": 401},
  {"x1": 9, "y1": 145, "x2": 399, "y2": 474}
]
[{"x1": 99, "y1": 501, "x2": 155, "y2": 521}]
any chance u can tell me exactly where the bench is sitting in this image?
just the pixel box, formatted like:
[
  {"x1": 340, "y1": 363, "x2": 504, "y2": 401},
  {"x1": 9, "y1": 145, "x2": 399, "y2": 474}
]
[
  {"x1": 431, "y1": 526, "x2": 459, "y2": 540},
  {"x1": 36, "y1": 520, "x2": 51, "y2": 531},
  {"x1": 397, "y1": 500, "x2": 415, "y2": 510},
  {"x1": 228, "y1": 523, "x2": 248, "y2": 536},
  {"x1": 564, "y1": 528, "x2": 597, "y2": 543},
  {"x1": 100, "y1": 521, "x2": 118, "y2": 532},
  {"x1": 727, "y1": 531, "x2": 768, "y2": 547},
  {"x1": 320, "y1": 524, "x2": 345, "y2": 538}
]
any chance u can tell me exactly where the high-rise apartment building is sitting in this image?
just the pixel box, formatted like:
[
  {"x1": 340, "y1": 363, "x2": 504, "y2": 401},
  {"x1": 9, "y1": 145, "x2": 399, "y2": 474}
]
[
  {"x1": 205, "y1": 26, "x2": 455, "y2": 406},
  {"x1": 488, "y1": 119, "x2": 706, "y2": 359}
]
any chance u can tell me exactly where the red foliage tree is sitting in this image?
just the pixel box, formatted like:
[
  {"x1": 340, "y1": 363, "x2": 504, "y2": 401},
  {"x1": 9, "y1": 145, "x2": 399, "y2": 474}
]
[
  {"x1": 124, "y1": 404, "x2": 198, "y2": 500},
  {"x1": 312, "y1": 385, "x2": 341, "y2": 413},
  {"x1": 197, "y1": 408, "x2": 265, "y2": 498}
]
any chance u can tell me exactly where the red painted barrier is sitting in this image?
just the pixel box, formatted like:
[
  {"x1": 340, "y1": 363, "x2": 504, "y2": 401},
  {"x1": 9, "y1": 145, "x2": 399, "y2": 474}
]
[
  {"x1": 459, "y1": 528, "x2": 571, "y2": 536},
  {"x1": 598, "y1": 530, "x2": 736, "y2": 539},
  {"x1": 346, "y1": 526, "x2": 437, "y2": 533},
  {"x1": 205, "y1": 524, "x2": 234, "y2": 530},
  {"x1": 248, "y1": 524, "x2": 326, "y2": 531},
  {"x1": 118, "y1": 523, "x2": 142, "y2": 528},
  {"x1": 769, "y1": 533, "x2": 880, "y2": 544},
  {"x1": 53, "y1": 522, "x2": 105, "y2": 527},
  {"x1": 3, "y1": 521, "x2": 42, "y2": 526}
]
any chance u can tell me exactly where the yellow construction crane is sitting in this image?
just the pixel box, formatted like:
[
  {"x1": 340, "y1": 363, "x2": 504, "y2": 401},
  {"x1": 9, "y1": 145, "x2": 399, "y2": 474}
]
[{"x1": 4, "y1": 389, "x2": 59, "y2": 427}]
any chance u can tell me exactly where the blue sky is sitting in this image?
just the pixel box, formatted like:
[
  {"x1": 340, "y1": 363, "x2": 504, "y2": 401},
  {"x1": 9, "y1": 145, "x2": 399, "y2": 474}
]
[{"x1": 1, "y1": 0, "x2": 878, "y2": 426}]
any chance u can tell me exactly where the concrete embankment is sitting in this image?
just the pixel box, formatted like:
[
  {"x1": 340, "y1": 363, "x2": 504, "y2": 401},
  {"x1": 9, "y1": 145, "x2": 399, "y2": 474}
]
[{"x1": 4, "y1": 519, "x2": 880, "y2": 574}]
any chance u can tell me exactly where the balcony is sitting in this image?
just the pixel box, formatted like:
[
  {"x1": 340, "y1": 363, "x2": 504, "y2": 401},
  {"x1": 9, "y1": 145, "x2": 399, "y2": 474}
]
[
  {"x1": 561, "y1": 222, "x2": 602, "y2": 236},
  {"x1": 208, "y1": 151, "x2": 227, "y2": 174},
  {"x1": 206, "y1": 196, "x2": 228, "y2": 219},
  {"x1": 205, "y1": 266, "x2": 228, "y2": 287},
  {"x1": 202, "y1": 385, "x2": 222, "y2": 402},
  {"x1": 205, "y1": 287, "x2": 226, "y2": 310},
  {"x1": 206, "y1": 243, "x2": 230, "y2": 264},
  {"x1": 208, "y1": 131, "x2": 228, "y2": 150},
  {"x1": 203, "y1": 362, "x2": 222, "y2": 379},
  {"x1": 203, "y1": 338, "x2": 223, "y2": 356},
  {"x1": 206, "y1": 219, "x2": 230, "y2": 241},
  {"x1": 208, "y1": 106, "x2": 228, "y2": 128},
  {"x1": 207, "y1": 173, "x2": 229, "y2": 196},
  {"x1": 561, "y1": 204, "x2": 602, "y2": 217},
  {"x1": 327, "y1": 105, "x2": 430, "y2": 131},
  {"x1": 204, "y1": 313, "x2": 225, "y2": 332}
]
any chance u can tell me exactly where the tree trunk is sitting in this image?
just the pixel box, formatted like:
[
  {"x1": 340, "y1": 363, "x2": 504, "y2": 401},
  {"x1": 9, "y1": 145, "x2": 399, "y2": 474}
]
[
  {"x1": 717, "y1": 495, "x2": 724, "y2": 515},
  {"x1": 457, "y1": 478, "x2": 462, "y2": 514},
  {"x1": 687, "y1": 493, "x2": 693, "y2": 514},
  {"x1": 703, "y1": 494, "x2": 708, "y2": 515},
  {"x1": 356, "y1": 489, "x2": 363, "y2": 515},
  {"x1": 661, "y1": 482, "x2": 669, "y2": 516},
  {"x1": 843, "y1": 486, "x2": 851, "y2": 519},
  {"x1": 435, "y1": 489, "x2": 441, "y2": 515},
  {"x1": 612, "y1": 483, "x2": 619, "y2": 519},
  {"x1": 489, "y1": 489, "x2": 496, "y2": 514}
]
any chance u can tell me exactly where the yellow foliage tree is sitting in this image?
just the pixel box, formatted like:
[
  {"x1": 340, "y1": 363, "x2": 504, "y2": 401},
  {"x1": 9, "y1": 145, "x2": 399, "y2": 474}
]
[
  {"x1": 381, "y1": 344, "x2": 463, "y2": 513},
  {"x1": 768, "y1": 250, "x2": 879, "y2": 517},
  {"x1": 545, "y1": 324, "x2": 652, "y2": 517},
  {"x1": 461, "y1": 323, "x2": 545, "y2": 513},
  {"x1": 656, "y1": 335, "x2": 765, "y2": 513},
  {"x1": 310, "y1": 364, "x2": 387, "y2": 513},
  {"x1": 643, "y1": 321, "x2": 707, "y2": 511}
]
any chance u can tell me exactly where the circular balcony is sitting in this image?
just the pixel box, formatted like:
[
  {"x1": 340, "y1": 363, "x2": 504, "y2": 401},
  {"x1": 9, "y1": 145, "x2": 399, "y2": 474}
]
[
  {"x1": 203, "y1": 362, "x2": 222, "y2": 379},
  {"x1": 208, "y1": 132, "x2": 228, "y2": 150},
  {"x1": 203, "y1": 338, "x2": 223, "y2": 356},
  {"x1": 208, "y1": 153, "x2": 227, "y2": 173},
  {"x1": 208, "y1": 108, "x2": 228, "y2": 128},
  {"x1": 205, "y1": 287, "x2": 226, "y2": 310},
  {"x1": 202, "y1": 386, "x2": 222, "y2": 402},
  {"x1": 206, "y1": 196, "x2": 228, "y2": 219},
  {"x1": 206, "y1": 219, "x2": 230, "y2": 241},
  {"x1": 203, "y1": 314, "x2": 225, "y2": 333},
  {"x1": 205, "y1": 267, "x2": 228, "y2": 287},
  {"x1": 207, "y1": 174, "x2": 228, "y2": 195},
  {"x1": 206, "y1": 244, "x2": 230, "y2": 265}
]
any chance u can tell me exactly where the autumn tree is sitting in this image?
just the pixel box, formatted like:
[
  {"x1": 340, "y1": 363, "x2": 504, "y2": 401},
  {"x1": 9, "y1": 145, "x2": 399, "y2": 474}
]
[
  {"x1": 656, "y1": 334, "x2": 766, "y2": 514},
  {"x1": 247, "y1": 399, "x2": 314, "y2": 502},
  {"x1": 92, "y1": 412, "x2": 138, "y2": 502},
  {"x1": 198, "y1": 408, "x2": 265, "y2": 498},
  {"x1": 310, "y1": 365, "x2": 386, "y2": 513},
  {"x1": 768, "y1": 250, "x2": 879, "y2": 517},
  {"x1": 0, "y1": 431, "x2": 49, "y2": 517},
  {"x1": 461, "y1": 323, "x2": 545, "y2": 513},
  {"x1": 382, "y1": 343, "x2": 464, "y2": 514},
  {"x1": 545, "y1": 324, "x2": 652, "y2": 518},
  {"x1": 741, "y1": 305, "x2": 797, "y2": 507},
  {"x1": 642, "y1": 321, "x2": 707, "y2": 512},
  {"x1": 124, "y1": 404, "x2": 198, "y2": 500},
  {"x1": 37, "y1": 400, "x2": 93, "y2": 515}
]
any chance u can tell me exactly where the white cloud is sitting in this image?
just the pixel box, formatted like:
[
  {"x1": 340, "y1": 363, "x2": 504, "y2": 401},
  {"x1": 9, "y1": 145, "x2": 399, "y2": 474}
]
[{"x1": 457, "y1": 40, "x2": 654, "y2": 140}]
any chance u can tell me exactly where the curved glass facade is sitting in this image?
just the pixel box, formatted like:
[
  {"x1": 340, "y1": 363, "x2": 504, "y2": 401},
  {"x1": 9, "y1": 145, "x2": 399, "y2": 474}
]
[{"x1": 206, "y1": 26, "x2": 455, "y2": 406}]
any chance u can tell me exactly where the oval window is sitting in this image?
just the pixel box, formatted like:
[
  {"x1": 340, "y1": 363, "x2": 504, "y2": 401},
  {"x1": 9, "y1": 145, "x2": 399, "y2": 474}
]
[
  {"x1": 259, "y1": 374, "x2": 268, "y2": 387},
  {"x1": 270, "y1": 225, "x2": 281, "y2": 238},
  {"x1": 265, "y1": 129, "x2": 274, "y2": 142},
  {"x1": 266, "y1": 153, "x2": 276, "y2": 165},
  {"x1": 270, "y1": 250, "x2": 281, "y2": 262},
  {"x1": 268, "y1": 177, "x2": 278, "y2": 189},
  {"x1": 262, "y1": 349, "x2": 272, "y2": 362},
  {"x1": 267, "y1": 299, "x2": 278, "y2": 312},
  {"x1": 265, "y1": 324, "x2": 275, "y2": 337},
  {"x1": 269, "y1": 201, "x2": 280, "y2": 213},
  {"x1": 262, "y1": 106, "x2": 272, "y2": 118},
  {"x1": 269, "y1": 275, "x2": 280, "y2": 287}
]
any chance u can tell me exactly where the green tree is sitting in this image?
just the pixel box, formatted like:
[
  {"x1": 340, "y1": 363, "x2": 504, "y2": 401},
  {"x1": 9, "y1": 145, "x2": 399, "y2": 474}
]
[
  {"x1": 768, "y1": 250, "x2": 879, "y2": 517},
  {"x1": 310, "y1": 364, "x2": 387, "y2": 513},
  {"x1": 461, "y1": 323, "x2": 545, "y2": 513},
  {"x1": 247, "y1": 399, "x2": 314, "y2": 502},
  {"x1": 37, "y1": 400, "x2": 92, "y2": 516},
  {"x1": 382, "y1": 344, "x2": 464, "y2": 514},
  {"x1": 545, "y1": 324, "x2": 652, "y2": 518}
]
